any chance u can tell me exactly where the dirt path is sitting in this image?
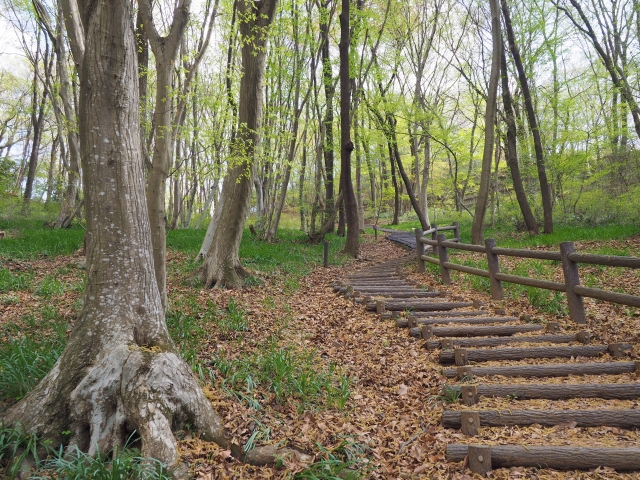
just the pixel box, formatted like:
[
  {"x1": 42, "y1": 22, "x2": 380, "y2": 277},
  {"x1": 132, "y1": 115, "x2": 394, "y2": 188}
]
[{"x1": 193, "y1": 235, "x2": 640, "y2": 479}]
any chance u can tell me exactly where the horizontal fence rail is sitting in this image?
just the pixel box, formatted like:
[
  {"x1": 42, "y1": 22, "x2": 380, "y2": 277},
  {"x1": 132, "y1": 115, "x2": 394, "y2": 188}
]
[{"x1": 415, "y1": 228, "x2": 640, "y2": 324}]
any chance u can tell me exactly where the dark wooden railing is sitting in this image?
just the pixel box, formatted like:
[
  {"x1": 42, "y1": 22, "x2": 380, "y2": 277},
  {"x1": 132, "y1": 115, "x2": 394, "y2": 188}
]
[{"x1": 415, "y1": 228, "x2": 640, "y2": 324}]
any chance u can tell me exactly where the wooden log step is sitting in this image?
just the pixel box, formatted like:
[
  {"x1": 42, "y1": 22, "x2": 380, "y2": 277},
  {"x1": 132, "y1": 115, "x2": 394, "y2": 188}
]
[
  {"x1": 398, "y1": 316, "x2": 517, "y2": 328},
  {"x1": 443, "y1": 409, "x2": 640, "y2": 429},
  {"x1": 354, "y1": 287, "x2": 432, "y2": 294},
  {"x1": 423, "y1": 333, "x2": 583, "y2": 349},
  {"x1": 346, "y1": 273, "x2": 402, "y2": 279},
  {"x1": 449, "y1": 382, "x2": 640, "y2": 402},
  {"x1": 417, "y1": 324, "x2": 544, "y2": 338},
  {"x1": 438, "y1": 344, "x2": 626, "y2": 365},
  {"x1": 443, "y1": 361, "x2": 638, "y2": 379},
  {"x1": 345, "y1": 279, "x2": 409, "y2": 285},
  {"x1": 349, "y1": 285, "x2": 422, "y2": 291},
  {"x1": 339, "y1": 286, "x2": 424, "y2": 294},
  {"x1": 411, "y1": 311, "x2": 489, "y2": 318},
  {"x1": 446, "y1": 444, "x2": 640, "y2": 471},
  {"x1": 367, "y1": 301, "x2": 473, "y2": 312},
  {"x1": 360, "y1": 292, "x2": 440, "y2": 300}
]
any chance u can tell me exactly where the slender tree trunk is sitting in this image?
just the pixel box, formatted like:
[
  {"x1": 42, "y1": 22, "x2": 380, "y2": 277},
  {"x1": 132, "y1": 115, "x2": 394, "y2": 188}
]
[
  {"x1": 23, "y1": 32, "x2": 53, "y2": 210},
  {"x1": 471, "y1": 0, "x2": 501, "y2": 244},
  {"x1": 320, "y1": 0, "x2": 336, "y2": 231},
  {"x1": 53, "y1": 0, "x2": 82, "y2": 228},
  {"x1": 500, "y1": 42, "x2": 538, "y2": 234},
  {"x1": 198, "y1": 0, "x2": 278, "y2": 287},
  {"x1": 354, "y1": 110, "x2": 365, "y2": 231},
  {"x1": 339, "y1": 0, "x2": 358, "y2": 255},
  {"x1": 139, "y1": 0, "x2": 191, "y2": 310},
  {"x1": 390, "y1": 114, "x2": 428, "y2": 230},
  {"x1": 501, "y1": 0, "x2": 553, "y2": 233}
]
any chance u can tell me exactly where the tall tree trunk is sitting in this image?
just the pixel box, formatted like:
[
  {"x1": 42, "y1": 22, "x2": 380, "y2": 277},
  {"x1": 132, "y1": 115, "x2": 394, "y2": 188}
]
[
  {"x1": 339, "y1": 0, "x2": 358, "y2": 256},
  {"x1": 354, "y1": 110, "x2": 365, "y2": 231},
  {"x1": 471, "y1": 0, "x2": 501, "y2": 244},
  {"x1": 198, "y1": 0, "x2": 278, "y2": 287},
  {"x1": 139, "y1": 0, "x2": 191, "y2": 310},
  {"x1": 501, "y1": 0, "x2": 553, "y2": 233},
  {"x1": 52, "y1": 0, "x2": 82, "y2": 228},
  {"x1": 45, "y1": 135, "x2": 59, "y2": 205},
  {"x1": 320, "y1": 0, "x2": 336, "y2": 231},
  {"x1": 500, "y1": 41, "x2": 538, "y2": 234},
  {"x1": 23, "y1": 31, "x2": 53, "y2": 210},
  {"x1": 5, "y1": 1, "x2": 309, "y2": 470},
  {"x1": 3, "y1": 0, "x2": 227, "y2": 467}
]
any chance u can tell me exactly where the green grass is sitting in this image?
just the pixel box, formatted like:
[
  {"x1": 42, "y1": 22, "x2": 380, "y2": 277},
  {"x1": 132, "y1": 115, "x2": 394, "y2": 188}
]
[
  {"x1": 0, "y1": 220, "x2": 84, "y2": 261},
  {"x1": 212, "y1": 342, "x2": 350, "y2": 413},
  {"x1": 0, "y1": 325, "x2": 67, "y2": 403},
  {"x1": 0, "y1": 269, "x2": 33, "y2": 293},
  {"x1": 0, "y1": 423, "x2": 170, "y2": 480},
  {"x1": 167, "y1": 228, "x2": 351, "y2": 281},
  {"x1": 34, "y1": 276, "x2": 66, "y2": 297},
  {"x1": 34, "y1": 444, "x2": 170, "y2": 480},
  {"x1": 0, "y1": 422, "x2": 42, "y2": 478},
  {"x1": 294, "y1": 437, "x2": 371, "y2": 479}
]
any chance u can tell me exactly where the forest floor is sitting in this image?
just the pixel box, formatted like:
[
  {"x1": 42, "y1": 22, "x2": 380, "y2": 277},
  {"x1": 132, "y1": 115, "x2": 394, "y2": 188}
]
[{"x1": 1, "y1": 232, "x2": 640, "y2": 479}]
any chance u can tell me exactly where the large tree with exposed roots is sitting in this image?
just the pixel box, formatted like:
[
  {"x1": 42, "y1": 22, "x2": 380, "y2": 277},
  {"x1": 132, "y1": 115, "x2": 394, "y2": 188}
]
[{"x1": 2, "y1": 0, "x2": 307, "y2": 473}]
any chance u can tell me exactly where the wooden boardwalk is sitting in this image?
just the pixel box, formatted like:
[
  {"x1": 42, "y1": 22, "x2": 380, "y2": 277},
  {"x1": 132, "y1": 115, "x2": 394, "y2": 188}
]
[{"x1": 334, "y1": 254, "x2": 640, "y2": 476}]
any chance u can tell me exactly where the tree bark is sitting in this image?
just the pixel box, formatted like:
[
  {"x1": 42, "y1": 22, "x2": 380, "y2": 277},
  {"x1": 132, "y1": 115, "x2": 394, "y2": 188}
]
[
  {"x1": 139, "y1": 0, "x2": 191, "y2": 309},
  {"x1": 471, "y1": 0, "x2": 501, "y2": 244},
  {"x1": 339, "y1": 0, "x2": 359, "y2": 257},
  {"x1": 23, "y1": 29, "x2": 53, "y2": 210},
  {"x1": 500, "y1": 40, "x2": 538, "y2": 234},
  {"x1": 501, "y1": 0, "x2": 553, "y2": 233},
  {"x1": 2, "y1": 0, "x2": 228, "y2": 466},
  {"x1": 198, "y1": 0, "x2": 278, "y2": 287},
  {"x1": 3, "y1": 1, "x2": 310, "y2": 470},
  {"x1": 320, "y1": 0, "x2": 336, "y2": 232}
]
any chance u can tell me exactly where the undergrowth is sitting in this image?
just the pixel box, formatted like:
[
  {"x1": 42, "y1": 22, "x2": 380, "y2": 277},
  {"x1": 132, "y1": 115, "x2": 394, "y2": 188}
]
[
  {"x1": 293, "y1": 436, "x2": 371, "y2": 479},
  {"x1": 0, "y1": 423, "x2": 170, "y2": 479},
  {"x1": 212, "y1": 342, "x2": 350, "y2": 413}
]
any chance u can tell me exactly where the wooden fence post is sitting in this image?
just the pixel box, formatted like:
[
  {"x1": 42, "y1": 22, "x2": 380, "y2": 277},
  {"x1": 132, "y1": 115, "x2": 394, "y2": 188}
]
[
  {"x1": 560, "y1": 241, "x2": 586, "y2": 324},
  {"x1": 323, "y1": 240, "x2": 329, "y2": 268},
  {"x1": 437, "y1": 233, "x2": 451, "y2": 284},
  {"x1": 415, "y1": 228, "x2": 426, "y2": 273},
  {"x1": 485, "y1": 238, "x2": 503, "y2": 300},
  {"x1": 431, "y1": 223, "x2": 438, "y2": 256},
  {"x1": 453, "y1": 221, "x2": 460, "y2": 242}
]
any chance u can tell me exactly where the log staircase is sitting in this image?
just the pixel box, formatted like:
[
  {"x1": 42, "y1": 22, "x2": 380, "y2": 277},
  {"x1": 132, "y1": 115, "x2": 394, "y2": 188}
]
[{"x1": 334, "y1": 253, "x2": 640, "y2": 476}]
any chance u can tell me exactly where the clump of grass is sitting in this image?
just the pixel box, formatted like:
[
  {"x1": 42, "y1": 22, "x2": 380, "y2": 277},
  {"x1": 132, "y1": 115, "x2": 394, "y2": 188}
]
[
  {"x1": 166, "y1": 309, "x2": 209, "y2": 372},
  {"x1": 0, "y1": 422, "x2": 42, "y2": 478},
  {"x1": 34, "y1": 276, "x2": 66, "y2": 297},
  {"x1": 218, "y1": 297, "x2": 249, "y2": 337},
  {"x1": 0, "y1": 328, "x2": 66, "y2": 403},
  {"x1": 212, "y1": 343, "x2": 350, "y2": 413},
  {"x1": 294, "y1": 436, "x2": 371, "y2": 479},
  {"x1": 0, "y1": 269, "x2": 33, "y2": 293},
  {"x1": 36, "y1": 444, "x2": 170, "y2": 480}
]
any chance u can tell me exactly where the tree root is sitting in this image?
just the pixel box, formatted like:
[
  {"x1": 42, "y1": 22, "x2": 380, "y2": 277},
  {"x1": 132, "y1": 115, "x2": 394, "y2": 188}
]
[{"x1": 3, "y1": 345, "x2": 312, "y2": 477}]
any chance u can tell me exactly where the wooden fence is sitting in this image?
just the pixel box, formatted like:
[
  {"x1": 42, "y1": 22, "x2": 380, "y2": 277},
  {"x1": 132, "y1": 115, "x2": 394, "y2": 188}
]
[{"x1": 415, "y1": 227, "x2": 640, "y2": 324}]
